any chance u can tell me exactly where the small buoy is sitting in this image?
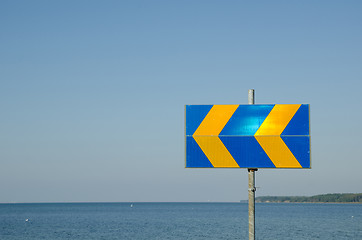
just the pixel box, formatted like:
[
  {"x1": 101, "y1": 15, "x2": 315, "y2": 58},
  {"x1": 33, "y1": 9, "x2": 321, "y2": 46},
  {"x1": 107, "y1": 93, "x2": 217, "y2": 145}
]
[{"x1": 130, "y1": 204, "x2": 133, "y2": 208}]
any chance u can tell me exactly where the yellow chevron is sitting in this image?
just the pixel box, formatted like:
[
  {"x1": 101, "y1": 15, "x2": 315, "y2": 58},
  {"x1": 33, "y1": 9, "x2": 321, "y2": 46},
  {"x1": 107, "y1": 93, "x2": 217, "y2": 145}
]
[
  {"x1": 193, "y1": 105, "x2": 238, "y2": 136},
  {"x1": 193, "y1": 105, "x2": 239, "y2": 167},
  {"x1": 255, "y1": 104, "x2": 301, "y2": 135},
  {"x1": 255, "y1": 136, "x2": 302, "y2": 168},
  {"x1": 193, "y1": 136, "x2": 240, "y2": 167},
  {"x1": 255, "y1": 104, "x2": 302, "y2": 168}
]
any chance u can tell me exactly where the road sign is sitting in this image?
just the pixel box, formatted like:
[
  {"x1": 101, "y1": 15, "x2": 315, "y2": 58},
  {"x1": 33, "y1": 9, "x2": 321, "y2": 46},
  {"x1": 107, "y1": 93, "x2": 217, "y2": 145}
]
[{"x1": 185, "y1": 104, "x2": 310, "y2": 168}]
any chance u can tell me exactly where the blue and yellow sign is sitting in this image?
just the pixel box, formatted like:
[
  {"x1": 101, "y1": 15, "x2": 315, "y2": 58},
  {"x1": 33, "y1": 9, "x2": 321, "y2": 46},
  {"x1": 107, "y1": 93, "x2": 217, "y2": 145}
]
[{"x1": 185, "y1": 104, "x2": 310, "y2": 168}]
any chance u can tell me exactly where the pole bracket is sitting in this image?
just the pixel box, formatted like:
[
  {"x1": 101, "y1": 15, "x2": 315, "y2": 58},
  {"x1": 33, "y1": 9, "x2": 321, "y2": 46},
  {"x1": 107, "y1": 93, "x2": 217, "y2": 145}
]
[{"x1": 248, "y1": 187, "x2": 256, "y2": 192}]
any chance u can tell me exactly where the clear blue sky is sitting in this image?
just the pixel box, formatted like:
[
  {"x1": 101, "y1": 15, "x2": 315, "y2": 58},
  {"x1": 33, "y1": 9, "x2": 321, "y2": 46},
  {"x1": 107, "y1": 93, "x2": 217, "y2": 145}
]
[{"x1": 1, "y1": 0, "x2": 362, "y2": 202}]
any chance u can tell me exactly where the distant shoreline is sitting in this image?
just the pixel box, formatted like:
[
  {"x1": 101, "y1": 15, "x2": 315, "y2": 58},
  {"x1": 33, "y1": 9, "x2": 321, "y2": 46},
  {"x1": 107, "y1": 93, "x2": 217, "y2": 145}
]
[
  {"x1": 256, "y1": 201, "x2": 362, "y2": 204},
  {"x1": 255, "y1": 193, "x2": 362, "y2": 204}
]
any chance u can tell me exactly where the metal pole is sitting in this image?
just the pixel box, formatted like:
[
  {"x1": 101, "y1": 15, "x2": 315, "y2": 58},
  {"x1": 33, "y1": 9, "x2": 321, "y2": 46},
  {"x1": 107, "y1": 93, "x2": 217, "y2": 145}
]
[
  {"x1": 248, "y1": 89, "x2": 254, "y2": 105},
  {"x1": 248, "y1": 168, "x2": 257, "y2": 240},
  {"x1": 248, "y1": 89, "x2": 257, "y2": 240}
]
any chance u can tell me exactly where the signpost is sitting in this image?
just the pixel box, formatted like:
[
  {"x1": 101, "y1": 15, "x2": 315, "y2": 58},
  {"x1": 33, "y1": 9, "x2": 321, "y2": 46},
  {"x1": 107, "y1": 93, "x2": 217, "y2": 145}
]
[
  {"x1": 185, "y1": 89, "x2": 310, "y2": 239},
  {"x1": 248, "y1": 89, "x2": 256, "y2": 240}
]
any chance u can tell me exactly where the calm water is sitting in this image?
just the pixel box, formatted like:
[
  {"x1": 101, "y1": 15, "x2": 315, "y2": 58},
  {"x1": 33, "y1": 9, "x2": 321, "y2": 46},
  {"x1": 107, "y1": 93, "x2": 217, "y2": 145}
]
[{"x1": 1, "y1": 202, "x2": 361, "y2": 239}]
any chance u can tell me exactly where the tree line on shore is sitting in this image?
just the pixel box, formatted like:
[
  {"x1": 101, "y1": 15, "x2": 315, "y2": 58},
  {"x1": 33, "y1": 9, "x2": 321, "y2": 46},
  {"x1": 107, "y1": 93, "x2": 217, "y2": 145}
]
[{"x1": 255, "y1": 193, "x2": 362, "y2": 203}]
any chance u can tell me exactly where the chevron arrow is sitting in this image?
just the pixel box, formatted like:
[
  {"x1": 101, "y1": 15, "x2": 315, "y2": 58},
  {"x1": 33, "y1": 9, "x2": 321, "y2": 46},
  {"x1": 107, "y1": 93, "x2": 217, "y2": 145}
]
[
  {"x1": 193, "y1": 105, "x2": 239, "y2": 167},
  {"x1": 254, "y1": 104, "x2": 302, "y2": 168}
]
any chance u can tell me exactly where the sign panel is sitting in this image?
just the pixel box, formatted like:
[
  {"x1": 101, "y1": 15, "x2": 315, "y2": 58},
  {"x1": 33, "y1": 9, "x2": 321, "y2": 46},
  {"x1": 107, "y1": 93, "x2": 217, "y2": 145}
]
[{"x1": 185, "y1": 104, "x2": 310, "y2": 168}]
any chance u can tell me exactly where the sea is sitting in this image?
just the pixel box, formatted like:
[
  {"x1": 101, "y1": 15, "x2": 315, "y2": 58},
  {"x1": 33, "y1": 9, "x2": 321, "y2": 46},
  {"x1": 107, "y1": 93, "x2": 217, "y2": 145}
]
[{"x1": 1, "y1": 202, "x2": 361, "y2": 240}]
